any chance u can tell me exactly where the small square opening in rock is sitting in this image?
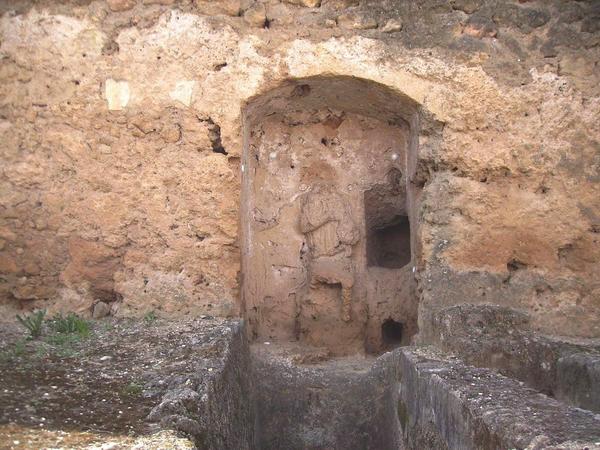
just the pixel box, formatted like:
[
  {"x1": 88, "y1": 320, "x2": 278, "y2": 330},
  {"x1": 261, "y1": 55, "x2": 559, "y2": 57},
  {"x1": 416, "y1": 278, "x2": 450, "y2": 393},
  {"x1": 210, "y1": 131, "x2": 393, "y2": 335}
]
[
  {"x1": 367, "y1": 215, "x2": 411, "y2": 268},
  {"x1": 381, "y1": 318, "x2": 404, "y2": 349}
]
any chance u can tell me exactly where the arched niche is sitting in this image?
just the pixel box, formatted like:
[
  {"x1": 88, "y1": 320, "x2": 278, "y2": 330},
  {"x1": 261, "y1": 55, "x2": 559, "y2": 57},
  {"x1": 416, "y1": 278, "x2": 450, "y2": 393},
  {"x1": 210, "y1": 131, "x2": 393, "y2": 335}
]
[{"x1": 240, "y1": 76, "x2": 424, "y2": 355}]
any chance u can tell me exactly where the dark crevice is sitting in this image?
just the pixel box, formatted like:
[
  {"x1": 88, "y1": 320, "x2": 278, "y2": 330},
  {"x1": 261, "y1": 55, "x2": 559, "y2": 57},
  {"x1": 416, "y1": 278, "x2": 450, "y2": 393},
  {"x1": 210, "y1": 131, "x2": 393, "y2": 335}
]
[
  {"x1": 101, "y1": 39, "x2": 119, "y2": 55},
  {"x1": 557, "y1": 244, "x2": 573, "y2": 263},
  {"x1": 507, "y1": 259, "x2": 527, "y2": 272},
  {"x1": 199, "y1": 116, "x2": 228, "y2": 155},
  {"x1": 291, "y1": 84, "x2": 311, "y2": 97},
  {"x1": 503, "y1": 258, "x2": 527, "y2": 284}
]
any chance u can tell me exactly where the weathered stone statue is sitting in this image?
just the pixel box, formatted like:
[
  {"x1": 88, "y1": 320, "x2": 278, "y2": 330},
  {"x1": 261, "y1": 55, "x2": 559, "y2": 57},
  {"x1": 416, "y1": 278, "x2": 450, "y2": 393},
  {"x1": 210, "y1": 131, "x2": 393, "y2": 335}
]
[{"x1": 299, "y1": 184, "x2": 359, "y2": 322}]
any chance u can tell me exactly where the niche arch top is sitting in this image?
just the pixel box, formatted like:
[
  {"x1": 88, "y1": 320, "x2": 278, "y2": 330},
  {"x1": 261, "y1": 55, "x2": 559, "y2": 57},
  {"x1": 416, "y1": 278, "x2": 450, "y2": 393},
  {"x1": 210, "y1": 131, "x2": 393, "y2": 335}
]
[
  {"x1": 241, "y1": 75, "x2": 422, "y2": 355},
  {"x1": 243, "y1": 75, "x2": 420, "y2": 128}
]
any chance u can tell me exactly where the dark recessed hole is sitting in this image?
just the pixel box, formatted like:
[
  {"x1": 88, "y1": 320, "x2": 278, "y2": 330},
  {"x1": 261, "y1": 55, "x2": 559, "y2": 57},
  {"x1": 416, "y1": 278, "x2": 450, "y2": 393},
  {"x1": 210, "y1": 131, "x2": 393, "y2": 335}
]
[
  {"x1": 381, "y1": 318, "x2": 403, "y2": 349},
  {"x1": 507, "y1": 258, "x2": 527, "y2": 272},
  {"x1": 366, "y1": 215, "x2": 411, "y2": 268},
  {"x1": 504, "y1": 258, "x2": 527, "y2": 284},
  {"x1": 364, "y1": 173, "x2": 411, "y2": 268},
  {"x1": 292, "y1": 84, "x2": 311, "y2": 97},
  {"x1": 101, "y1": 40, "x2": 119, "y2": 55},
  {"x1": 536, "y1": 185, "x2": 549, "y2": 194},
  {"x1": 213, "y1": 146, "x2": 228, "y2": 155}
]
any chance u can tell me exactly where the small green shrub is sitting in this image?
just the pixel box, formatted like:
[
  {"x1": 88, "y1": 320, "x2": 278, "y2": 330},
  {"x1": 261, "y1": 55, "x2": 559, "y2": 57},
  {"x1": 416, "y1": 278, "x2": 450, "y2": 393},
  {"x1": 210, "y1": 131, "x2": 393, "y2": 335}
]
[
  {"x1": 16, "y1": 309, "x2": 46, "y2": 339},
  {"x1": 34, "y1": 343, "x2": 50, "y2": 359},
  {"x1": 0, "y1": 339, "x2": 27, "y2": 362},
  {"x1": 53, "y1": 344, "x2": 80, "y2": 359},
  {"x1": 45, "y1": 332, "x2": 82, "y2": 346},
  {"x1": 143, "y1": 310, "x2": 158, "y2": 325},
  {"x1": 101, "y1": 321, "x2": 115, "y2": 332},
  {"x1": 47, "y1": 313, "x2": 90, "y2": 336},
  {"x1": 41, "y1": 331, "x2": 85, "y2": 359},
  {"x1": 11, "y1": 339, "x2": 27, "y2": 357},
  {"x1": 122, "y1": 381, "x2": 143, "y2": 397}
]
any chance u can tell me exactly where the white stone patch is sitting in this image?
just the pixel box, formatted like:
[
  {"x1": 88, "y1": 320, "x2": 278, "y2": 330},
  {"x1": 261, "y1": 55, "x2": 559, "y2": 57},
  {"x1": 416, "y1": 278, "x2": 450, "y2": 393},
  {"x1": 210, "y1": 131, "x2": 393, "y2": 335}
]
[
  {"x1": 0, "y1": 11, "x2": 91, "y2": 56},
  {"x1": 0, "y1": 120, "x2": 12, "y2": 134},
  {"x1": 169, "y1": 80, "x2": 195, "y2": 106},
  {"x1": 105, "y1": 79, "x2": 130, "y2": 110}
]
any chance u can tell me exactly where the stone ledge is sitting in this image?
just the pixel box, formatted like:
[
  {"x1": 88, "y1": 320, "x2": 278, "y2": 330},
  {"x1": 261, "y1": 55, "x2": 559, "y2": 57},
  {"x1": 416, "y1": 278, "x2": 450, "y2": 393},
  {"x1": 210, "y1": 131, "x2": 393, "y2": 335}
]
[
  {"x1": 429, "y1": 304, "x2": 600, "y2": 412},
  {"x1": 398, "y1": 346, "x2": 600, "y2": 450},
  {"x1": 147, "y1": 318, "x2": 253, "y2": 449}
]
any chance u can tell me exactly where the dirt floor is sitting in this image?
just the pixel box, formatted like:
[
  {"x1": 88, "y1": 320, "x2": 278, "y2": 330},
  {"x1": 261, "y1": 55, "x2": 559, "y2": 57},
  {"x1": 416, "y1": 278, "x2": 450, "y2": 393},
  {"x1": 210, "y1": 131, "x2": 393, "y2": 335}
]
[{"x1": 0, "y1": 314, "x2": 229, "y2": 449}]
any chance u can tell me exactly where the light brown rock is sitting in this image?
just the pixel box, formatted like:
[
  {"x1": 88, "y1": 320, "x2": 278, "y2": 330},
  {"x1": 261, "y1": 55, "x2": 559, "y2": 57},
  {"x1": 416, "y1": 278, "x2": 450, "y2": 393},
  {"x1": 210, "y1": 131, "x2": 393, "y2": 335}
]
[
  {"x1": 381, "y1": 18, "x2": 402, "y2": 33},
  {"x1": 0, "y1": 255, "x2": 18, "y2": 273},
  {"x1": 337, "y1": 13, "x2": 378, "y2": 30},
  {"x1": 142, "y1": 0, "x2": 176, "y2": 4},
  {"x1": 195, "y1": 0, "x2": 242, "y2": 16},
  {"x1": 325, "y1": 0, "x2": 359, "y2": 9},
  {"x1": 93, "y1": 301, "x2": 111, "y2": 318},
  {"x1": 284, "y1": 0, "x2": 322, "y2": 7},
  {"x1": 107, "y1": 0, "x2": 137, "y2": 12},
  {"x1": 161, "y1": 123, "x2": 182, "y2": 143},
  {"x1": 243, "y1": 3, "x2": 267, "y2": 28},
  {"x1": 60, "y1": 238, "x2": 120, "y2": 302}
]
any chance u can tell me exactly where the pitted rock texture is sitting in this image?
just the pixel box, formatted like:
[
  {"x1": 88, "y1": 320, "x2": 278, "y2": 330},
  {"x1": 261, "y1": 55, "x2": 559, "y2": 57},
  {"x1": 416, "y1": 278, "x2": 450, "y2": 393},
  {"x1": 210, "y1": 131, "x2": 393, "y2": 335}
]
[
  {"x1": 242, "y1": 95, "x2": 418, "y2": 355},
  {"x1": 398, "y1": 346, "x2": 600, "y2": 450},
  {"x1": 0, "y1": 317, "x2": 250, "y2": 449},
  {"x1": 429, "y1": 304, "x2": 600, "y2": 412},
  {"x1": 251, "y1": 343, "x2": 401, "y2": 450},
  {"x1": 0, "y1": 0, "x2": 598, "y2": 343}
]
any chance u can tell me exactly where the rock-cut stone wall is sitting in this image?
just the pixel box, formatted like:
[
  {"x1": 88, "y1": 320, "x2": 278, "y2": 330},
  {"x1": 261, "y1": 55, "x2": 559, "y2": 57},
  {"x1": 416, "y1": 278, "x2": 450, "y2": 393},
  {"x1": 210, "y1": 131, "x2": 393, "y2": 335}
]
[{"x1": 0, "y1": 0, "x2": 599, "y2": 341}]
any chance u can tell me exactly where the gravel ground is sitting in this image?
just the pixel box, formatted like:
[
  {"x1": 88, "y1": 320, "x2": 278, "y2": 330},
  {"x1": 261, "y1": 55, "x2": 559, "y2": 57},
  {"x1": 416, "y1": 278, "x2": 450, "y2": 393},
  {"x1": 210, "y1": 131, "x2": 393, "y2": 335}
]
[{"x1": 0, "y1": 315, "x2": 234, "y2": 449}]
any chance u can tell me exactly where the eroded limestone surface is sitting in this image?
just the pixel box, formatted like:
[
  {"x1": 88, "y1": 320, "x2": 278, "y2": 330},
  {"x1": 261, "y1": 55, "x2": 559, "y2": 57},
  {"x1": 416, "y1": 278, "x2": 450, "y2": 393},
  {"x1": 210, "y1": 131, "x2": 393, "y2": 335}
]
[
  {"x1": 0, "y1": 0, "x2": 598, "y2": 344},
  {"x1": 243, "y1": 88, "x2": 418, "y2": 354},
  {"x1": 398, "y1": 346, "x2": 600, "y2": 450},
  {"x1": 429, "y1": 303, "x2": 600, "y2": 413}
]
